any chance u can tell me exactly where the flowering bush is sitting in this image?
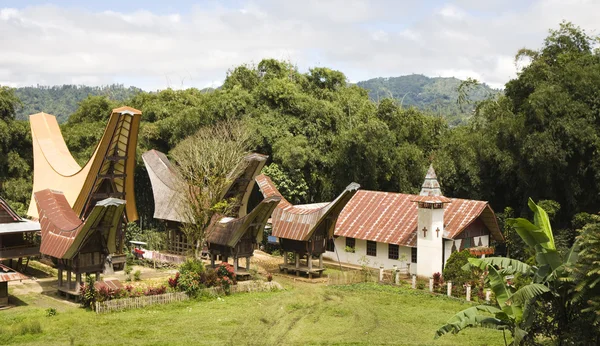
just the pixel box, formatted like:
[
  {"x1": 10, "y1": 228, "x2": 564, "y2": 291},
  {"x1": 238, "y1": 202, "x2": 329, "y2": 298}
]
[
  {"x1": 178, "y1": 271, "x2": 204, "y2": 297},
  {"x1": 144, "y1": 285, "x2": 167, "y2": 296},
  {"x1": 79, "y1": 278, "x2": 170, "y2": 309},
  {"x1": 215, "y1": 262, "x2": 237, "y2": 295}
]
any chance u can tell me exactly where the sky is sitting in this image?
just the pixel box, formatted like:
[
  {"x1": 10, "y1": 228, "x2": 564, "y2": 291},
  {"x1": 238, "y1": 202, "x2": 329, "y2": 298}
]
[{"x1": 0, "y1": 0, "x2": 598, "y2": 90}]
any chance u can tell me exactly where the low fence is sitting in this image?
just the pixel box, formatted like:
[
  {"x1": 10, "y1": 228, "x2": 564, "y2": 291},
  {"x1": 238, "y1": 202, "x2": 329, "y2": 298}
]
[
  {"x1": 145, "y1": 251, "x2": 187, "y2": 265},
  {"x1": 95, "y1": 292, "x2": 189, "y2": 314},
  {"x1": 327, "y1": 270, "x2": 378, "y2": 286},
  {"x1": 94, "y1": 281, "x2": 282, "y2": 314}
]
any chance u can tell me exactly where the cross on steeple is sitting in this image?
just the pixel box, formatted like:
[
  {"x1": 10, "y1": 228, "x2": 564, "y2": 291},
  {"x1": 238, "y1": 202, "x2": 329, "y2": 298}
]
[{"x1": 422, "y1": 227, "x2": 427, "y2": 237}]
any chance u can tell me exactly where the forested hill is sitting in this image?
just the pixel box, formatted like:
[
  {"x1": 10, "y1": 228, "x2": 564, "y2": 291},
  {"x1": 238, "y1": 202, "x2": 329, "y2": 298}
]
[
  {"x1": 14, "y1": 84, "x2": 142, "y2": 123},
  {"x1": 13, "y1": 75, "x2": 497, "y2": 125},
  {"x1": 357, "y1": 75, "x2": 500, "y2": 126}
]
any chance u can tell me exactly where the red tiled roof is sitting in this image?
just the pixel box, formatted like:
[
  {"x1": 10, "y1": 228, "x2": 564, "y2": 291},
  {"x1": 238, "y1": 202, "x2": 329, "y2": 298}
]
[
  {"x1": 0, "y1": 264, "x2": 28, "y2": 282},
  {"x1": 255, "y1": 174, "x2": 360, "y2": 241},
  {"x1": 94, "y1": 279, "x2": 124, "y2": 291},
  {"x1": 335, "y1": 190, "x2": 502, "y2": 246},
  {"x1": 35, "y1": 189, "x2": 126, "y2": 259}
]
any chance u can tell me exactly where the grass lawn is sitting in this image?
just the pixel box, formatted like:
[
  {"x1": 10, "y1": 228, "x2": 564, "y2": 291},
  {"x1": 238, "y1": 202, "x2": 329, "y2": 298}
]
[{"x1": 2, "y1": 278, "x2": 506, "y2": 345}]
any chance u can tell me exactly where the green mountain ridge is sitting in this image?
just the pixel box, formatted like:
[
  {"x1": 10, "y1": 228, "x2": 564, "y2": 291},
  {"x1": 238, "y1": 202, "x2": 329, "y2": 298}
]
[
  {"x1": 357, "y1": 74, "x2": 501, "y2": 126},
  {"x1": 14, "y1": 84, "x2": 142, "y2": 123},
  {"x1": 12, "y1": 75, "x2": 498, "y2": 125}
]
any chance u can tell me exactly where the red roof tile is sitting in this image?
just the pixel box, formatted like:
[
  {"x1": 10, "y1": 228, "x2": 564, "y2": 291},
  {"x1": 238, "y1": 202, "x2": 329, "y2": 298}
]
[
  {"x1": 335, "y1": 190, "x2": 503, "y2": 246},
  {"x1": 255, "y1": 174, "x2": 360, "y2": 241}
]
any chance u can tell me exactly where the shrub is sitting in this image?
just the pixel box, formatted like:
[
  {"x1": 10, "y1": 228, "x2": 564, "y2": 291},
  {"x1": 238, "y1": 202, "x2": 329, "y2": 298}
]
[
  {"x1": 200, "y1": 269, "x2": 219, "y2": 288},
  {"x1": 168, "y1": 272, "x2": 180, "y2": 289},
  {"x1": 124, "y1": 265, "x2": 132, "y2": 276},
  {"x1": 215, "y1": 262, "x2": 237, "y2": 294},
  {"x1": 144, "y1": 285, "x2": 167, "y2": 296},
  {"x1": 416, "y1": 279, "x2": 427, "y2": 290},
  {"x1": 45, "y1": 308, "x2": 57, "y2": 317},
  {"x1": 133, "y1": 270, "x2": 141, "y2": 281},
  {"x1": 442, "y1": 250, "x2": 479, "y2": 294},
  {"x1": 271, "y1": 249, "x2": 281, "y2": 257},
  {"x1": 80, "y1": 276, "x2": 96, "y2": 309},
  {"x1": 178, "y1": 271, "x2": 204, "y2": 297},
  {"x1": 179, "y1": 258, "x2": 205, "y2": 275}
]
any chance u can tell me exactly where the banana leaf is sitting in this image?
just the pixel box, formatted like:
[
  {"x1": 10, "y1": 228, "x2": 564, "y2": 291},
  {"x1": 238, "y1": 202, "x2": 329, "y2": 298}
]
[{"x1": 434, "y1": 305, "x2": 504, "y2": 339}]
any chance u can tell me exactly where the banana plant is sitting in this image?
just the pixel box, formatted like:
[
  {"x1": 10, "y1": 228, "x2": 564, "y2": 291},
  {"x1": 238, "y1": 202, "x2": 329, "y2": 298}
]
[{"x1": 434, "y1": 198, "x2": 577, "y2": 345}]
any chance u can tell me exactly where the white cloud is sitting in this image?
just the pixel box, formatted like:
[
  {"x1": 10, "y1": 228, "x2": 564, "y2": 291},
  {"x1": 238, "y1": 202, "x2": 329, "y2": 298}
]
[
  {"x1": 438, "y1": 4, "x2": 466, "y2": 19},
  {"x1": 0, "y1": 1, "x2": 599, "y2": 90}
]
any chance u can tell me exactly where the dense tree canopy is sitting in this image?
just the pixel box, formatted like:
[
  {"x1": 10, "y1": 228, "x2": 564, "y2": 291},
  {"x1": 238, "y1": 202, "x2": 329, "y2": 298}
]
[{"x1": 1, "y1": 22, "x2": 599, "y2": 234}]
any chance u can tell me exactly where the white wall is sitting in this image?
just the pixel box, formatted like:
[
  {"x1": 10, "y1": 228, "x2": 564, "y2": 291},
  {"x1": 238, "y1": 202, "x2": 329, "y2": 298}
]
[
  {"x1": 324, "y1": 236, "x2": 415, "y2": 275},
  {"x1": 416, "y1": 206, "x2": 445, "y2": 278},
  {"x1": 324, "y1": 234, "x2": 491, "y2": 277}
]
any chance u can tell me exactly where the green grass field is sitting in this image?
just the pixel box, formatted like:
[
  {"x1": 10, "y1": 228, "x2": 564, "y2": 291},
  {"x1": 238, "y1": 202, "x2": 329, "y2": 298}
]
[{"x1": 1, "y1": 277, "x2": 506, "y2": 345}]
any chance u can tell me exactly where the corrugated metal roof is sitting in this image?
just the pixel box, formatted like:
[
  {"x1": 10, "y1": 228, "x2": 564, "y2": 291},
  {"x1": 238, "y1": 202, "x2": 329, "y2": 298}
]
[
  {"x1": 0, "y1": 263, "x2": 28, "y2": 282},
  {"x1": 335, "y1": 190, "x2": 503, "y2": 246},
  {"x1": 255, "y1": 174, "x2": 360, "y2": 241},
  {"x1": 35, "y1": 189, "x2": 125, "y2": 259},
  {"x1": 0, "y1": 197, "x2": 41, "y2": 233}
]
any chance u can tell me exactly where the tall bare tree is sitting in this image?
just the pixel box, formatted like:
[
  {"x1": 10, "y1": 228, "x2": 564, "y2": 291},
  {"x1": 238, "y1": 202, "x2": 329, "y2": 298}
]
[{"x1": 170, "y1": 120, "x2": 251, "y2": 256}]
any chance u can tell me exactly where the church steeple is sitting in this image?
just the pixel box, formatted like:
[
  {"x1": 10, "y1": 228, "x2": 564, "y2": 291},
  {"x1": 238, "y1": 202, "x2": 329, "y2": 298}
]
[{"x1": 420, "y1": 164, "x2": 442, "y2": 197}]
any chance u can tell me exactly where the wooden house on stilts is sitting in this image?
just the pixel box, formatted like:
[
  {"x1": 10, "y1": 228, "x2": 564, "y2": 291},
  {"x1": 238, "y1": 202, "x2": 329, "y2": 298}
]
[
  {"x1": 142, "y1": 150, "x2": 270, "y2": 257},
  {"x1": 206, "y1": 196, "x2": 280, "y2": 279},
  {"x1": 255, "y1": 174, "x2": 360, "y2": 278},
  {"x1": 34, "y1": 189, "x2": 126, "y2": 298}
]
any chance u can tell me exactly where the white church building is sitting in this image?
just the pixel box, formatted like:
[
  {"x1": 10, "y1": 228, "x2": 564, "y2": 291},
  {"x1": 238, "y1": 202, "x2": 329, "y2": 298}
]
[{"x1": 324, "y1": 165, "x2": 503, "y2": 278}]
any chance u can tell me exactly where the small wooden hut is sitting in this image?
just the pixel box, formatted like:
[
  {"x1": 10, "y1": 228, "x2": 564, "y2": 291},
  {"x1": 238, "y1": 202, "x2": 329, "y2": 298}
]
[
  {"x1": 255, "y1": 174, "x2": 360, "y2": 278},
  {"x1": 206, "y1": 196, "x2": 280, "y2": 279},
  {"x1": 34, "y1": 189, "x2": 126, "y2": 298},
  {"x1": 0, "y1": 197, "x2": 40, "y2": 270},
  {"x1": 0, "y1": 263, "x2": 28, "y2": 307}
]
